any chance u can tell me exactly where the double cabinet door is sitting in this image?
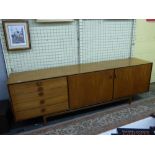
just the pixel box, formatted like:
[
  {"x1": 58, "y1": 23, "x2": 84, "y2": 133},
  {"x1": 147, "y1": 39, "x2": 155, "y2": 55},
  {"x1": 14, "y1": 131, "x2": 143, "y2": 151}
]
[{"x1": 68, "y1": 64, "x2": 152, "y2": 110}]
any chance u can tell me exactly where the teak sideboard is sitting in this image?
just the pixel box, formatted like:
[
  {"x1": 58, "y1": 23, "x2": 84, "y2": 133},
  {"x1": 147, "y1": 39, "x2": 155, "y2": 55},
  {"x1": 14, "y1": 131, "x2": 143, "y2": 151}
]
[{"x1": 8, "y1": 58, "x2": 153, "y2": 123}]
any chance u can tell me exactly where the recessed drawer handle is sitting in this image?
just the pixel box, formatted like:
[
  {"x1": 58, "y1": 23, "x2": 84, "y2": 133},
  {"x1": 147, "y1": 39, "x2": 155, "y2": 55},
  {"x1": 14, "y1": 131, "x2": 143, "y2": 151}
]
[
  {"x1": 38, "y1": 92, "x2": 44, "y2": 96},
  {"x1": 36, "y1": 81, "x2": 42, "y2": 86},
  {"x1": 41, "y1": 108, "x2": 46, "y2": 113},
  {"x1": 38, "y1": 87, "x2": 43, "y2": 92},
  {"x1": 40, "y1": 100, "x2": 45, "y2": 104}
]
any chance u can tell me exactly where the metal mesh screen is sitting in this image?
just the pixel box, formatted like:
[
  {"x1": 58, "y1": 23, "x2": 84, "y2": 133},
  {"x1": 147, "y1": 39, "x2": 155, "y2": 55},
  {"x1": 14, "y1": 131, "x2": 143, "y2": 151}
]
[
  {"x1": 79, "y1": 19, "x2": 135, "y2": 63},
  {"x1": 0, "y1": 20, "x2": 79, "y2": 74}
]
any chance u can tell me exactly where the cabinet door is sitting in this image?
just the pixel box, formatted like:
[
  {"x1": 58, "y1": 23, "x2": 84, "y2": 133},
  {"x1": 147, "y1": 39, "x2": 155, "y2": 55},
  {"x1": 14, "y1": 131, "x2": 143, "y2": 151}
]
[
  {"x1": 114, "y1": 64, "x2": 152, "y2": 99},
  {"x1": 68, "y1": 70, "x2": 114, "y2": 110}
]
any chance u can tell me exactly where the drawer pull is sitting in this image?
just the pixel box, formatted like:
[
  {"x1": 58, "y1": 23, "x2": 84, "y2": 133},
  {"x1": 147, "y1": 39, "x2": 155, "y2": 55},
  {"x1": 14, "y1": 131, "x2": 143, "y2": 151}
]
[
  {"x1": 38, "y1": 92, "x2": 44, "y2": 96},
  {"x1": 40, "y1": 100, "x2": 45, "y2": 104},
  {"x1": 36, "y1": 81, "x2": 42, "y2": 86},
  {"x1": 41, "y1": 108, "x2": 46, "y2": 113},
  {"x1": 38, "y1": 87, "x2": 43, "y2": 92}
]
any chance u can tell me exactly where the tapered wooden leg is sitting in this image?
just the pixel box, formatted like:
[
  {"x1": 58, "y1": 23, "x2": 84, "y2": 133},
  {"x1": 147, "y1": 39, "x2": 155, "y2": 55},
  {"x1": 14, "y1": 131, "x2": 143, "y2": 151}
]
[
  {"x1": 43, "y1": 116, "x2": 47, "y2": 125},
  {"x1": 129, "y1": 96, "x2": 132, "y2": 105}
]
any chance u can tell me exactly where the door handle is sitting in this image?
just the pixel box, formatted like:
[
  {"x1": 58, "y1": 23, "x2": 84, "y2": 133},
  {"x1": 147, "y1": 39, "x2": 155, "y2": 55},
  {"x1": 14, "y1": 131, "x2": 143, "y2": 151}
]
[{"x1": 114, "y1": 72, "x2": 117, "y2": 79}]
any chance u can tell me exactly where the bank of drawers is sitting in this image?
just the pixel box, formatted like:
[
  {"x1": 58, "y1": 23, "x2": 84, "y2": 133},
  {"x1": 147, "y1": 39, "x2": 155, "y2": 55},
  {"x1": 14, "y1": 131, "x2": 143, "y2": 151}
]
[{"x1": 9, "y1": 77, "x2": 69, "y2": 121}]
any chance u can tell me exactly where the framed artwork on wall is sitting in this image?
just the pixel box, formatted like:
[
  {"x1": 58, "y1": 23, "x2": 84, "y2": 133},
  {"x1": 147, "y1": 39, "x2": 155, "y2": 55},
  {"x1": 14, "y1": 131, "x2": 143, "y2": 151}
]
[{"x1": 2, "y1": 20, "x2": 31, "y2": 51}]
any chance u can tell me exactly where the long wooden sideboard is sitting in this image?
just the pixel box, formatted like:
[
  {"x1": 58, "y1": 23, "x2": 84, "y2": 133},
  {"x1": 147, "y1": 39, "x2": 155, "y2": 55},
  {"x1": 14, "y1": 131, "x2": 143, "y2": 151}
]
[{"x1": 8, "y1": 58, "x2": 153, "y2": 123}]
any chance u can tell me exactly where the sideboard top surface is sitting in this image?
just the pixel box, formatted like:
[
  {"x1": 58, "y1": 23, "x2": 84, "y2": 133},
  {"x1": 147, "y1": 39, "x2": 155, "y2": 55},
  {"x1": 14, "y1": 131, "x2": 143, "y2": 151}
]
[{"x1": 8, "y1": 57, "x2": 152, "y2": 84}]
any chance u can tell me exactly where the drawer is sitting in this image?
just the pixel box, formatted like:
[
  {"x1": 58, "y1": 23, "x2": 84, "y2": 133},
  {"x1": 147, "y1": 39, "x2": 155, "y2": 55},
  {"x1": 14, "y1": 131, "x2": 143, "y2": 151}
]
[
  {"x1": 9, "y1": 77, "x2": 68, "y2": 104},
  {"x1": 11, "y1": 86, "x2": 68, "y2": 104},
  {"x1": 9, "y1": 77, "x2": 67, "y2": 95},
  {"x1": 13, "y1": 96, "x2": 68, "y2": 112},
  {"x1": 15, "y1": 102, "x2": 69, "y2": 121}
]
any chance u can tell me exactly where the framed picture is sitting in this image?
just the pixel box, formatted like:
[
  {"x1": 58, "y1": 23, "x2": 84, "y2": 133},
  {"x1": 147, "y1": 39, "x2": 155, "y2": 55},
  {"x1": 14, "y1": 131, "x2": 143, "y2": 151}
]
[{"x1": 2, "y1": 20, "x2": 31, "y2": 51}]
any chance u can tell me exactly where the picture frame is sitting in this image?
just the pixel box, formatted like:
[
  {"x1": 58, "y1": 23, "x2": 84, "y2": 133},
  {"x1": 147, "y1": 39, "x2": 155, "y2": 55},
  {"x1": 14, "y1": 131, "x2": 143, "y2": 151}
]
[{"x1": 2, "y1": 20, "x2": 31, "y2": 51}]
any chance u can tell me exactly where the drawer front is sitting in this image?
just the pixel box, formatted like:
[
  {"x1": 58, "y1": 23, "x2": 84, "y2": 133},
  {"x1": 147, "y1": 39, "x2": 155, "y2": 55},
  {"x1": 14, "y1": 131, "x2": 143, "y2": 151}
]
[
  {"x1": 15, "y1": 102, "x2": 68, "y2": 121},
  {"x1": 9, "y1": 77, "x2": 69, "y2": 120},
  {"x1": 9, "y1": 77, "x2": 67, "y2": 95},
  {"x1": 9, "y1": 77, "x2": 68, "y2": 105},
  {"x1": 10, "y1": 86, "x2": 68, "y2": 104},
  {"x1": 13, "y1": 96, "x2": 68, "y2": 112}
]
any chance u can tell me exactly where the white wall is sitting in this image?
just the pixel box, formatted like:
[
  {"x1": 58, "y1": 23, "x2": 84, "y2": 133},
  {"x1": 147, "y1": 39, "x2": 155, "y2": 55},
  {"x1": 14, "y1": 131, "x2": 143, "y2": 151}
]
[{"x1": 133, "y1": 19, "x2": 155, "y2": 82}]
